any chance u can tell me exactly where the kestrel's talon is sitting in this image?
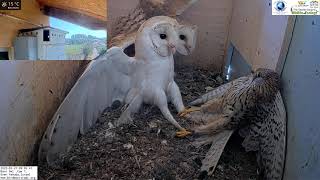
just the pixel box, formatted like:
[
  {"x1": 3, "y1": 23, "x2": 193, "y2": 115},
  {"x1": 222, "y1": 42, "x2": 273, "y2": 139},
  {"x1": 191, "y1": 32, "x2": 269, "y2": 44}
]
[
  {"x1": 176, "y1": 128, "x2": 192, "y2": 138},
  {"x1": 179, "y1": 106, "x2": 201, "y2": 117}
]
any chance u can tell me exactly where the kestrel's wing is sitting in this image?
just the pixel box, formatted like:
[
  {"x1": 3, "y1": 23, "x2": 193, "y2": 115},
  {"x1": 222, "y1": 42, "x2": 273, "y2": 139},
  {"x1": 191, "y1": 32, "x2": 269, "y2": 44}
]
[
  {"x1": 189, "y1": 76, "x2": 250, "y2": 106},
  {"x1": 38, "y1": 47, "x2": 138, "y2": 166},
  {"x1": 241, "y1": 92, "x2": 286, "y2": 180}
]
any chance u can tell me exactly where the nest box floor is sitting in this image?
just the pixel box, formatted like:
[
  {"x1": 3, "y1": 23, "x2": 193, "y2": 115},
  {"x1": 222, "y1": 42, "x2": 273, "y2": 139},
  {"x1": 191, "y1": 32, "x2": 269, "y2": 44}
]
[{"x1": 39, "y1": 65, "x2": 258, "y2": 180}]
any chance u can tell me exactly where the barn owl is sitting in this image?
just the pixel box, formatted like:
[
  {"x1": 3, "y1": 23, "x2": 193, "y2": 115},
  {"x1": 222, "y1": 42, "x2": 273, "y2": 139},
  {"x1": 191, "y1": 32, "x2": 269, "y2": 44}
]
[
  {"x1": 180, "y1": 69, "x2": 286, "y2": 180},
  {"x1": 38, "y1": 16, "x2": 197, "y2": 165},
  {"x1": 109, "y1": 16, "x2": 198, "y2": 137}
]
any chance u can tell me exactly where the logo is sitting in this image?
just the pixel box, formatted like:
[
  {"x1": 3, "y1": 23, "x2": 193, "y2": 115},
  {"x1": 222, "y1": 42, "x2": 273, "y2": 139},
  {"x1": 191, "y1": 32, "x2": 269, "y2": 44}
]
[
  {"x1": 274, "y1": 1, "x2": 287, "y2": 11},
  {"x1": 310, "y1": 1, "x2": 319, "y2": 7}
]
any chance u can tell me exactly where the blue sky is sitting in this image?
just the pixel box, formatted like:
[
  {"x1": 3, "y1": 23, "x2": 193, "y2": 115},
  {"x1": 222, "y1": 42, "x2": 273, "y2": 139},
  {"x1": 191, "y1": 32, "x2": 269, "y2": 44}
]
[{"x1": 50, "y1": 17, "x2": 107, "y2": 38}]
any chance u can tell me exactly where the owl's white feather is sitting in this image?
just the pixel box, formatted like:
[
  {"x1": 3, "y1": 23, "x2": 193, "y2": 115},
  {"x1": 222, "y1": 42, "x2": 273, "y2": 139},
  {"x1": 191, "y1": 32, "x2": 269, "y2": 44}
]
[{"x1": 37, "y1": 48, "x2": 136, "y2": 165}]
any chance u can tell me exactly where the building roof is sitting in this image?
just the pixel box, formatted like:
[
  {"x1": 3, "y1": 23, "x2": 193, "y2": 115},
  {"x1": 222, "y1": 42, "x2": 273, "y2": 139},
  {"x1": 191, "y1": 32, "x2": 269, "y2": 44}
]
[
  {"x1": 19, "y1": 26, "x2": 69, "y2": 34},
  {"x1": 37, "y1": 0, "x2": 107, "y2": 30}
]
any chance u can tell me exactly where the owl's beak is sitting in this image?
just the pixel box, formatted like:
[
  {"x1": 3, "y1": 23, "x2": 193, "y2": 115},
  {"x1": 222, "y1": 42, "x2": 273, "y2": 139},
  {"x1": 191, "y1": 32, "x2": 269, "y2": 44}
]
[{"x1": 168, "y1": 43, "x2": 176, "y2": 54}]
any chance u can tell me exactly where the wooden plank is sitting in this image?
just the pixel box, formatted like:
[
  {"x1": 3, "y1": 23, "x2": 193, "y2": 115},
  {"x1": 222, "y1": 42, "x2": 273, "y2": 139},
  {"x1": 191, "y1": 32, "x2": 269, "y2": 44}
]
[
  {"x1": 177, "y1": 0, "x2": 233, "y2": 72},
  {"x1": 0, "y1": 61, "x2": 87, "y2": 165},
  {"x1": 281, "y1": 16, "x2": 320, "y2": 180},
  {"x1": 37, "y1": 0, "x2": 107, "y2": 21},
  {"x1": 276, "y1": 16, "x2": 296, "y2": 74},
  {"x1": 42, "y1": 6, "x2": 106, "y2": 30}
]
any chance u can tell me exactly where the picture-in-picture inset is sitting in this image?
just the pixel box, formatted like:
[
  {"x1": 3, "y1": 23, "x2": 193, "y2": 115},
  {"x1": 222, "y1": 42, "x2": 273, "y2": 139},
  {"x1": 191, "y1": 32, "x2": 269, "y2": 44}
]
[{"x1": 0, "y1": 0, "x2": 107, "y2": 60}]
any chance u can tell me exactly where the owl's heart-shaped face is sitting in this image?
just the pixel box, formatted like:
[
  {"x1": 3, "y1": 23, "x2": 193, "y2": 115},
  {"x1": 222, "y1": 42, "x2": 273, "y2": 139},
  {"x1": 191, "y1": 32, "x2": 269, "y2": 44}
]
[
  {"x1": 176, "y1": 25, "x2": 198, "y2": 56},
  {"x1": 135, "y1": 16, "x2": 197, "y2": 60},
  {"x1": 149, "y1": 23, "x2": 180, "y2": 57}
]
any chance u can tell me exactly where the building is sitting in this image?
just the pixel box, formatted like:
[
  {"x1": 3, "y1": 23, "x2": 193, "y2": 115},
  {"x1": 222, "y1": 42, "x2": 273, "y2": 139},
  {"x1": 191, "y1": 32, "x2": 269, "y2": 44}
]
[{"x1": 14, "y1": 27, "x2": 68, "y2": 60}]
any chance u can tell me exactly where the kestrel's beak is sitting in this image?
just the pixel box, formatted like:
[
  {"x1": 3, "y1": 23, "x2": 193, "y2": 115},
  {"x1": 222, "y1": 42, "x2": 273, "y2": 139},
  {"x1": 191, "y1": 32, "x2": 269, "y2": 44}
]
[{"x1": 168, "y1": 43, "x2": 176, "y2": 54}]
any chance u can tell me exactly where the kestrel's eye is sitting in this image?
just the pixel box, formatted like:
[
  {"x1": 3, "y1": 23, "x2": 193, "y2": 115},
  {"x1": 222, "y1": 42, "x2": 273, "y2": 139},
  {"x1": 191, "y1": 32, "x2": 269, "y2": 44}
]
[
  {"x1": 179, "y1": 34, "x2": 186, "y2": 40},
  {"x1": 257, "y1": 72, "x2": 261, "y2": 77},
  {"x1": 160, "y1": 34, "x2": 167, "y2": 39}
]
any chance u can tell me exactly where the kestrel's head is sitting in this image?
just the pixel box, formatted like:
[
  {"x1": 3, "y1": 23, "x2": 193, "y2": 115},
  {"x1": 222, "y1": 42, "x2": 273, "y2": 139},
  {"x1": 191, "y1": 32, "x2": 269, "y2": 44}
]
[{"x1": 249, "y1": 68, "x2": 281, "y2": 103}]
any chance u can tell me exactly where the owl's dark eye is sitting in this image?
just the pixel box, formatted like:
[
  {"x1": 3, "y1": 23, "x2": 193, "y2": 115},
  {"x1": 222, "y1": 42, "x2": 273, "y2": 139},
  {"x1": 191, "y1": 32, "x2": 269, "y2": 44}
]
[
  {"x1": 160, "y1": 34, "x2": 167, "y2": 39},
  {"x1": 180, "y1": 35, "x2": 186, "y2": 40}
]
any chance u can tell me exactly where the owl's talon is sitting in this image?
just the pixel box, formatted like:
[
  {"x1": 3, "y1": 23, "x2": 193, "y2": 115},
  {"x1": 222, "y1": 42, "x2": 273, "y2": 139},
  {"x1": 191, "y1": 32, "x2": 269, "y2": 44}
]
[
  {"x1": 176, "y1": 128, "x2": 192, "y2": 138},
  {"x1": 121, "y1": 104, "x2": 129, "y2": 112},
  {"x1": 179, "y1": 107, "x2": 201, "y2": 117}
]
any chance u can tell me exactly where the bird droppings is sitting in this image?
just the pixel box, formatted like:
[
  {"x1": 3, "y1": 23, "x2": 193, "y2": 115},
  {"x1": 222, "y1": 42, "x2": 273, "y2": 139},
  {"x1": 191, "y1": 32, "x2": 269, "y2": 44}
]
[{"x1": 39, "y1": 65, "x2": 259, "y2": 180}]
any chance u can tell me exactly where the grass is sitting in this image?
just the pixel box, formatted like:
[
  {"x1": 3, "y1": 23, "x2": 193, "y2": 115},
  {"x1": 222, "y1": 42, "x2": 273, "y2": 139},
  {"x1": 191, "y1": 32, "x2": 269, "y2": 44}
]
[
  {"x1": 65, "y1": 44, "x2": 85, "y2": 55},
  {"x1": 65, "y1": 43, "x2": 106, "y2": 59}
]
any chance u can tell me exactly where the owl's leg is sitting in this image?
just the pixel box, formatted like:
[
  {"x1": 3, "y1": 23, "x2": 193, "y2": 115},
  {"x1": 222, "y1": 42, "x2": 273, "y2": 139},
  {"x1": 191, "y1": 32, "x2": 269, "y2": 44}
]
[
  {"x1": 115, "y1": 93, "x2": 143, "y2": 127},
  {"x1": 121, "y1": 88, "x2": 138, "y2": 111},
  {"x1": 124, "y1": 88, "x2": 138, "y2": 104},
  {"x1": 167, "y1": 81, "x2": 185, "y2": 113},
  {"x1": 155, "y1": 89, "x2": 191, "y2": 138}
]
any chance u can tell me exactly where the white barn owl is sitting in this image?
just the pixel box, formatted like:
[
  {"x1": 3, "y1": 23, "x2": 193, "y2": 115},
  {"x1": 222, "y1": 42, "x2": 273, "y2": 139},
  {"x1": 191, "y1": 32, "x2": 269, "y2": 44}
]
[
  {"x1": 38, "y1": 16, "x2": 197, "y2": 165},
  {"x1": 113, "y1": 16, "x2": 197, "y2": 137}
]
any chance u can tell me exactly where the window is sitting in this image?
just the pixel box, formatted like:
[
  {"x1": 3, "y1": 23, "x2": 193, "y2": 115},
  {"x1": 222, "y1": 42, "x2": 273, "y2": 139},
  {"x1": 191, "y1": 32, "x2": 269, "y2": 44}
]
[
  {"x1": 43, "y1": 30, "x2": 50, "y2": 41},
  {"x1": 0, "y1": 52, "x2": 9, "y2": 60}
]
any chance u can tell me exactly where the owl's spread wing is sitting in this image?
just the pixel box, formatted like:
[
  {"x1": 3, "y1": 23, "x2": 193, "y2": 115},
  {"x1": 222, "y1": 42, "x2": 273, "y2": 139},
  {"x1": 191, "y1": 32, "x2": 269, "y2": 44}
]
[{"x1": 38, "y1": 47, "x2": 137, "y2": 166}]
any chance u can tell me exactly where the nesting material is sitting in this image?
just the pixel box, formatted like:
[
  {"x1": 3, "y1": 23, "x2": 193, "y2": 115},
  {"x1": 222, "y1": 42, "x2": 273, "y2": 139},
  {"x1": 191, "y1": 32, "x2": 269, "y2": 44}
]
[{"x1": 39, "y1": 65, "x2": 258, "y2": 180}]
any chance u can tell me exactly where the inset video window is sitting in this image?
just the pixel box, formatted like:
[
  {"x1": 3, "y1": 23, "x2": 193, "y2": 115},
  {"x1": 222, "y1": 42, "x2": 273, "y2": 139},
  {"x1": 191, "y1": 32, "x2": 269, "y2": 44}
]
[{"x1": 0, "y1": 0, "x2": 107, "y2": 60}]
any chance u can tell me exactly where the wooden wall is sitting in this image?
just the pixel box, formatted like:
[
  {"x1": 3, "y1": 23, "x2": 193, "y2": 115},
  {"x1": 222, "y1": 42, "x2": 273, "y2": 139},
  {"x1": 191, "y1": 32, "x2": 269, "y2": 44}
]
[
  {"x1": 176, "y1": 0, "x2": 233, "y2": 71},
  {"x1": 229, "y1": 0, "x2": 294, "y2": 72},
  {"x1": 107, "y1": 0, "x2": 139, "y2": 33},
  {"x1": 0, "y1": 61, "x2": 87, "y2": 165},
  {"x1": 0, "y1": 0, "x2": 49, "y2": 48},
  {"x1": 37, "y1": 0, "x2": 107, "y2": 22},
  {"x1": 107, "y1": 0, "x2": 233, "y2": 72}
]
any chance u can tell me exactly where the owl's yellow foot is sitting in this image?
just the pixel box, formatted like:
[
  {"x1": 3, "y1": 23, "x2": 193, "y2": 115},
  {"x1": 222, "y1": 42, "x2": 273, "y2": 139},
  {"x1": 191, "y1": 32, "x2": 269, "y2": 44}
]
[
  {"x1": 179, "y1": 107, "x2": 201, "y2": 117},
  {"x1": 176, "y1": 128, "x2": 192, "y2": 138}
]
